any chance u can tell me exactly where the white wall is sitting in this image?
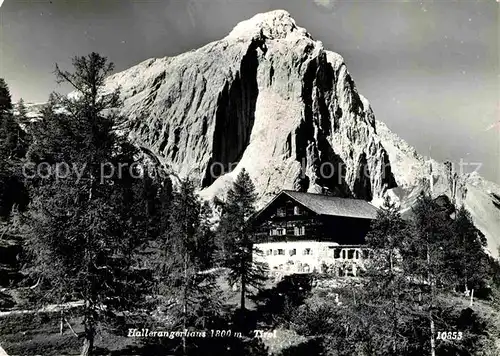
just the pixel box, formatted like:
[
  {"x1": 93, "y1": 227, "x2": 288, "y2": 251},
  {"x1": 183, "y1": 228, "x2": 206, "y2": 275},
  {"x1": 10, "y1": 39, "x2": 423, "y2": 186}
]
[
  {"x1": 253, "y1": 241, "x2": 366, "y2": 277},
  {"x1": 253, "y1": 240, "x2": 325, "y2": 274}
]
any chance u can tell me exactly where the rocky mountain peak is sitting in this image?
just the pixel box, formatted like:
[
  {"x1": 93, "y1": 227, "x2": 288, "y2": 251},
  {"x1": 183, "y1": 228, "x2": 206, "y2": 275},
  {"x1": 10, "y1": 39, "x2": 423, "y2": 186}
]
[{"x1": 227, "y1": 9, "x2": 312, "y2": 41}]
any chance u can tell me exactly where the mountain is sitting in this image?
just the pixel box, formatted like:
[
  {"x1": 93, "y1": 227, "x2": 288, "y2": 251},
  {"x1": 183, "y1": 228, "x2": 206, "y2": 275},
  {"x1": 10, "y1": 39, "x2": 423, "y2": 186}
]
[
  {"x1": 376, "y1": 119, "x2": 500, "y2": 257},
  {"x1": 104, "y1": 10, "x2": 396, "y2": 201},
  {"x1": 34, "y1": 10, "x2": 500, "y2": 257}
]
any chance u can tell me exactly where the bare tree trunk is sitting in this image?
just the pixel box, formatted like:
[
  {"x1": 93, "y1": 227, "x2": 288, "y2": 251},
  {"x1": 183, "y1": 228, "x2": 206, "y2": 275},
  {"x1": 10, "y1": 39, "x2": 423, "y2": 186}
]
[
  {"x1": 390, "y1": 251, "x2": 398, "y2": 355},
  {"x1": 82, "y1": 175, "x2": 95, "y2": 356},
  {"x1": 240, "y1": 275, "x2": 246, "y2": 311},
  {"x1": 59, "y1": 310, "x2": 64, "y2": 335},
  {"x1": 182, "y1": 253, "x2": 188, "y2": 356},
  {"x1": 81, "y1": 335, "x2": 93, "y2": 356},
  {"x1": 427, "y1": 243, "x2": 436, "y2": 356},
  {"x1": 65, "y1": 318, "x2": 79, "y2": 337},
  {"x1": 429, "y1": 313, "x2": 436, "y2": 356},
  {"x1": 240, "y1": 253, "x2": 246, "y2": 311},
  {"x1": 81, "y1": 324, "x2": 94, "y2": 356},
  {"x1": 80, "y1": 298, "x2": 95, "y2": 356}
]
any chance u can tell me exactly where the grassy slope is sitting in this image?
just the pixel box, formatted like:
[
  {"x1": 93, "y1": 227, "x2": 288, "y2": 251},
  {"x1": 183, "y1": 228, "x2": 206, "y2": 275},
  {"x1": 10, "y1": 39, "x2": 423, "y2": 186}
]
[
  {"x1": 0, "y1": 312, "x2": 137, "y2": 355},
  {"x1": 2, "y1": 277, "x2": 497, "y2": 355}
]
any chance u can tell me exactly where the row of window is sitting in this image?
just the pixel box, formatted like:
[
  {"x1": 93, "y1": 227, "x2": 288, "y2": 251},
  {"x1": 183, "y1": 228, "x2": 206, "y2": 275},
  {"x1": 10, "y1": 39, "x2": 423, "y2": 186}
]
[
  {"x1": 269, "y1": 226, "x2": 305, "y2": 236},
  {"x1": 266, "y1": 248, "x2": 312, "y2": 256},
  {"x1": 328, "y1": 249, "x2": 369, "y2": 260},
  {"x1": 263, "y1": 248, "x2": 367, "y2": 260},
  {"x1": 276, "y1": 205, "x2": 303, "y2": 217}
]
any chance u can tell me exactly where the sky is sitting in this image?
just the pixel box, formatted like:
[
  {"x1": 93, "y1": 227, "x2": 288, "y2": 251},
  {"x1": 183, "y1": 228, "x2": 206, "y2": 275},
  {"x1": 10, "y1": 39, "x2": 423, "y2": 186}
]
[{"x1": 0, "y1": 0, "x2": 498, "y2": 183}]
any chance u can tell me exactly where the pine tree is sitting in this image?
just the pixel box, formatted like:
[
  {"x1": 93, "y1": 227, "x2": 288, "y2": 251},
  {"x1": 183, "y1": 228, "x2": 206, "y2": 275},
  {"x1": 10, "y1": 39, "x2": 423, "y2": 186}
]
[
  {"x1": 219, "y1": 169, "x2": 267, "y2": 312},
  {"x1": 25, "y1": 53, "x2": 154, "y2": 356},
  {"x1": 359, "y1": 196, "x2": 417, "y2": 355},
  {"x1": 0, "y1": 78, "x2": 12, "y2": 114},
  {"x1": 157, "y1": 177, "x2": 220, "y2": 355},
  {"x1": 0, "y1": 80, "x2": 29, "y2": 218},
  {"x1": 196, "y1": 200, "x2": 217, "y2": 270},
  {"x1": 396, "y1": 195, "x2": 493, "y2": 355},
  {"x1": 404, "y1": 193, "x2": 456, "y2": 356},
  {"x1": 448, "y1": 206, "x2": 490, "y2": 294},
  {"x1": 16, "y1": 98, "x2": 29, "y2": 126},
  {"x1": 0, "y1": 80, "x2": 25, "y2": 159}
]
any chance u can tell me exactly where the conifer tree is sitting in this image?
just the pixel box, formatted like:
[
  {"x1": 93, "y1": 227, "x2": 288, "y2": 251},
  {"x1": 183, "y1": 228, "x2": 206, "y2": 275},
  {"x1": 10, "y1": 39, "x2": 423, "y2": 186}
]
[
  {"x1": 16, "y1": 98, "x2": 29, "y2": 126},
  {"x1": 404, "y1": 193, "x2": 456, "y2": 356},
  {"x1": 0, "y1": 80, "x2": 29, "y2": 218},
  {"x1": 360, "y1": 196, "x2": 417, "y2": 355},
  {"x1": 0, "y1": 78, "x2": 12, "y2": 114},
  {"x1": 448, "y1": 206, "x2": 490, "y2": 294},
  {"x1": 25, "y1": 53, "x2": 155, "y2": 356},
  {"x1": 157, "y1": 177, "x2": 219, "y2": 355},
  {"x1": 218, "y1": 169, "x2": 267, "y2": 311}
]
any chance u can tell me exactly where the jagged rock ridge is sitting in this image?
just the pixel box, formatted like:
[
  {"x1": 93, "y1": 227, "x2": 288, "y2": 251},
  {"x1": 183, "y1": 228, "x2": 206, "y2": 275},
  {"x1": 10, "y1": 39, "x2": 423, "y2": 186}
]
[{"x1": 100, "y1": 10, "x2": 499, "y2": 257}]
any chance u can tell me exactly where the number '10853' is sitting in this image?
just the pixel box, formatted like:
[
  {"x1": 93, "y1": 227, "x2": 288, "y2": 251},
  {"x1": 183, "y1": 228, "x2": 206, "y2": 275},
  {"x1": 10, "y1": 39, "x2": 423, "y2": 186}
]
[{"x1": 437, "y1": 331, "x2": 463, "y2": 340}]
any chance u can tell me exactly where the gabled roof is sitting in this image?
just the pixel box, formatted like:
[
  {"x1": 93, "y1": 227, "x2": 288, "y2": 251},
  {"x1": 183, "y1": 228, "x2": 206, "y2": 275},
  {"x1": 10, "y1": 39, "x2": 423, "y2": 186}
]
[
  {"x1": 253, "y1": 190, "x2": 379, "y2": 221},
  {"x1": 282, "y1": 190, "x2": 379, "y2": 220}
]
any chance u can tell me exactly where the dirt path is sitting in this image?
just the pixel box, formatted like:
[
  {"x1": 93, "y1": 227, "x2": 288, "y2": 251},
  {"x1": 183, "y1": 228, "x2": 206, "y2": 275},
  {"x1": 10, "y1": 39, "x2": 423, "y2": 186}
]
[
  {"x1": 0, "y1": 344, "x2": 8, "y2": 356},
  {"x1": 0, "y1": 300, "x2": 84, "y2": 318}
]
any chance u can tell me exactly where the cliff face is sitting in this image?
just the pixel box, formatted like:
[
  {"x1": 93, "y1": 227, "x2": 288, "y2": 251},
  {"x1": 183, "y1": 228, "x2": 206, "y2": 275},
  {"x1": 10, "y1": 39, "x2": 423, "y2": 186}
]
[
  {"x1": 101, "y1": 10, "x2": 499, "y2": 257},
  {"x1": 105, "y1": 10, "x2": 396, "y2": 204},
  {"x1": 376, "y1": 120, "x2": 500, "y2": 257}
]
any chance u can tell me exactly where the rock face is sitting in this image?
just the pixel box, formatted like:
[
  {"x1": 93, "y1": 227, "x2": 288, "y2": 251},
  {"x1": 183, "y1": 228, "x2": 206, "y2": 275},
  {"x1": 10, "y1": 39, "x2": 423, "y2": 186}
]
[
  {"x1": 105, "y1": 10, "x2": 396, "y2": 204},
  {"x1": 101, "y1": 10, "x2": 499, "y2": 257},
  {"x1": 376, "y1": 120, "x2": 500, "y2": 257}
]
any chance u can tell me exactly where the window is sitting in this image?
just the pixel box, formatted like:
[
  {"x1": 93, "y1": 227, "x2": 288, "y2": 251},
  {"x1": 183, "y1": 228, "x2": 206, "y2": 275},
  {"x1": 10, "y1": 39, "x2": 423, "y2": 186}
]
[
  {"x1": 294, "y1": 226, "x2": 305, "y2": 236},
  {"x1": 273, "y1": 250, "x2": 278, "y2": 256},
  {"x1": 277, "y1": 249, "x2": 285, "y2": 255},
  {"x1": 334, "y1": 249, "x2": 341, "y2": 259},
  {"x1": 355, "y1": 251, "x2": 359, "y2": 260},
  {"x1": 303, "y1": 264, "x2": 310, "y2": 273},
  {"x1": 347, "y1": 250, "x2": 354, "y2": 260},
  {"x1": 303, "y1": 248, "x2": 312, "y2": 256},
  {"x1": 289, "y1": 249, "x2": 296, "y2": 256},
  {"x1": 294, "y1": 206, "x2": 302, "y2": 215},
  {"x1": 266, "y1": 249, "x2": 272, "y2": 256},
  {"x1": 276, "y1": 228, "x2": 286, "y2": 236},
  {"x1": 279, "y1": 264, "x2": 284, "y2": 270},
  {"x1": 277, "y1": 207, "x2": 286, "y2": 217},
  {"x1": 362, "y1": 250, "x2": 370, "y2": 259},
  {"x1": 342, "y1": 250, "x2": 346, "y2": 259},
  {"x1": 269, "y1": 229, "x2": 275, "y2": 236}
]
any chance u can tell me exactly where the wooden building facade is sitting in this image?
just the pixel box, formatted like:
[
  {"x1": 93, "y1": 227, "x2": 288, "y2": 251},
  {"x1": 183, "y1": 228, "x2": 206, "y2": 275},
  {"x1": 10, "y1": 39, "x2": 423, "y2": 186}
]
[{"x1": 251, "y1": 190, "x2": 379, "y2": 278}]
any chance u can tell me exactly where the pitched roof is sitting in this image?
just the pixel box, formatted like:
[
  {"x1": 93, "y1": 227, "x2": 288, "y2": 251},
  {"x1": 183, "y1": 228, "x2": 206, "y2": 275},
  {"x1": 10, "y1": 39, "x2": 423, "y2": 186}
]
[{"x1": 281, "y1": 190, "x2": 379, "y2": 220}]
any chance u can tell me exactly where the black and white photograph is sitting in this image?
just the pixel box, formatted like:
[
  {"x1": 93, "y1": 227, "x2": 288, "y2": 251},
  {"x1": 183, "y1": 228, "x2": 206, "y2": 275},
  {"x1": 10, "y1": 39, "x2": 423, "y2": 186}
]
[{"x1": 0, "y1": 0, "x2": 499, "y2": 355}]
